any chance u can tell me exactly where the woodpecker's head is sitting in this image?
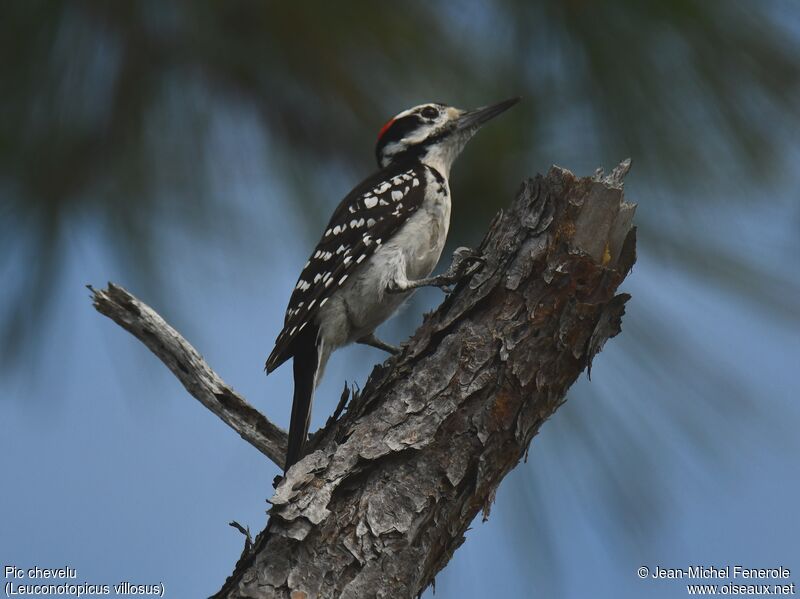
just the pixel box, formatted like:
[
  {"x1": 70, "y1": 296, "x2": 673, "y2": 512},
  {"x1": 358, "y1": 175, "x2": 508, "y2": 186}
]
[{"x1": 375, "y1": 97, "x2": 520, "y2": 175}]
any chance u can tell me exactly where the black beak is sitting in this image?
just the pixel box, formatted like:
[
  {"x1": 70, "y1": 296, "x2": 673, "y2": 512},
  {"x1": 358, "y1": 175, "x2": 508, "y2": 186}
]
[{"x1": 456, "y1": 97, "x2": 520, "y2": 131}]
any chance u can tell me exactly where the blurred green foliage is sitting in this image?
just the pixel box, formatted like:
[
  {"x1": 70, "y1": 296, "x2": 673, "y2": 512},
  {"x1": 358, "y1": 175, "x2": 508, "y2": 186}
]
[
  {"x1": 3, "y1": 1, "x2": 799, "y2": 360},
  {"x1": 3, "y1": 1, "x2": 799, "y2": 357}
]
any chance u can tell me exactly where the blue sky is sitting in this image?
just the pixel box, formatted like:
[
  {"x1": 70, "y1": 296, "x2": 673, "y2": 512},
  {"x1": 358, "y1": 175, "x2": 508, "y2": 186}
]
[
  {"x1": 2, "y1": 8, "x2": 800, "y2": 589},
  {"x1": 2, "y1": 137, "x2": 797, "y2": 597}
]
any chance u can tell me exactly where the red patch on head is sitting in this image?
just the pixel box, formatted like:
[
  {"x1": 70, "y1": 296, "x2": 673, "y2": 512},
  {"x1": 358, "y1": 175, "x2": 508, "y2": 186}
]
[{"x1": 377, "y1": 117, "x2": 395, "y2": 141}]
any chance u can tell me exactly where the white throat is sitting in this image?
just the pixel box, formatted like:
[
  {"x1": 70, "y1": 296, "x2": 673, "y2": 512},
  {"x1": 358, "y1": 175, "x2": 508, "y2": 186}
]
[{"x1": 418, "y1": 131, "x2": 474, "y2": 179}]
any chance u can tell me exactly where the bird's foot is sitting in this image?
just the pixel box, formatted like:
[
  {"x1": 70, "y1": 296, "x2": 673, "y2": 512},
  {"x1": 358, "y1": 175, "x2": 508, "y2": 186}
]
[
  {"x1": 435, "y1": 246, "x2": 485, "y2": 291},
  {"x1": 357, "y1": 333, "x2": 400, "y2": 355},
  {"x1": 389, "y1": 247, "x2": 485, "y2": 293}
]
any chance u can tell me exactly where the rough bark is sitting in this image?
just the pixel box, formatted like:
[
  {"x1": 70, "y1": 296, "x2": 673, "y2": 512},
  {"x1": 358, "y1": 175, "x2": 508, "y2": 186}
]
[{"x1": 91, "y1": 163, "x2": 636, "y2": 599}]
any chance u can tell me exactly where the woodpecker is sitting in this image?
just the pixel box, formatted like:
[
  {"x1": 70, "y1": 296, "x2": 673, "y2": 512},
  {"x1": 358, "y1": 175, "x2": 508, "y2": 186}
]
[{"x1": 266, "y1": 98, "x2": 519, "y2": 470}]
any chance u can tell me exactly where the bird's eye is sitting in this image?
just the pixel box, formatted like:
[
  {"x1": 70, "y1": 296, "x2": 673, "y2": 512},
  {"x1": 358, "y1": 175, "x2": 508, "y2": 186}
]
[{"x1": 420, "y1": 106, "x2": 439, "y2": 119}]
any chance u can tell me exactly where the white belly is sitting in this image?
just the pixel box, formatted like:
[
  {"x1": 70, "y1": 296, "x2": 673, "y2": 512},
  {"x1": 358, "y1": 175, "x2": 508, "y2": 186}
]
[{"x1": 315, "y1": 183, "x2": 451, "y2": 354}]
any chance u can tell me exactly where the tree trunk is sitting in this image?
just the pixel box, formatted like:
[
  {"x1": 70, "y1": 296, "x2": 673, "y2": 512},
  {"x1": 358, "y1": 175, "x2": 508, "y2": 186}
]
[
  {"x1": 91, "y1": 162, "x2": 636, "y2": 599},
  {"x1": 214, "y1": 163, "x2": 636, "y2": 598}
]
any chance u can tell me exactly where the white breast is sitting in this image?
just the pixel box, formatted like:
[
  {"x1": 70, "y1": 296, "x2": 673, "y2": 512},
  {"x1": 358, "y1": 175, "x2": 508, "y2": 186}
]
[
  {"x1": 398, "y1": 174, "x2": 451, "y2": 279},
  {"x1": 315, "y1": 169, "x2": 451, "y2": 355}
]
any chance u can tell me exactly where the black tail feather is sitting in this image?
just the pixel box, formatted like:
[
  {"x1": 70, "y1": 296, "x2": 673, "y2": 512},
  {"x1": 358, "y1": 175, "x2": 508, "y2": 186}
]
[{"x1": 285, "y1": 327, "x2": 319, "y2": 470}]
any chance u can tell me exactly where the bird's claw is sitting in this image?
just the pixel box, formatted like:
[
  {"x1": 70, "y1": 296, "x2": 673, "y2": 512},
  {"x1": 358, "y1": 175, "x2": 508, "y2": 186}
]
[
  {"x1": 442, "y1": 246, "x2": 485, "y2": 279},
  {"x1": 431, "y1": 247, "x2": 485, "y2": 292},
  {"x1": 387, "y1": 247, "x2": 485, "y2": 294}
]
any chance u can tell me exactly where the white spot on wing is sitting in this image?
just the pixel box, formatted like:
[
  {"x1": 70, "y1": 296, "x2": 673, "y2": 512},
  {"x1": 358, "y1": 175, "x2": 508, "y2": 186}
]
[
  {"x1": 391, "y1": 190, "x2": 403, "y2": 201},
  {"x1": 364, "y1": 196, "x2": 378, "y2": 209}
]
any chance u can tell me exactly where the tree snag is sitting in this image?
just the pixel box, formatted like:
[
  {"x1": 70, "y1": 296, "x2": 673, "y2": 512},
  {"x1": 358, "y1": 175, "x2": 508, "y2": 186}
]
[{"x1": 91, "y1": 162, "x2": 637, "y2": 599}]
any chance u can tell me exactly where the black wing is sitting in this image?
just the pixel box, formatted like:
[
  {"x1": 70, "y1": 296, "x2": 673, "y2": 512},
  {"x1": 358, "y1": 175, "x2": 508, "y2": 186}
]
[{"x1": 265, "y1": 161, "x2": 430, "y2": 372}]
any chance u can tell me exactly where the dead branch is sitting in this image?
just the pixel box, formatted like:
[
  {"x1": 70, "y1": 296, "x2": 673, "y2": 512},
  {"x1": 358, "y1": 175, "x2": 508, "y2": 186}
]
[{"x1": 90, "y1": 283, "x2": 288, "y2": 467}]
